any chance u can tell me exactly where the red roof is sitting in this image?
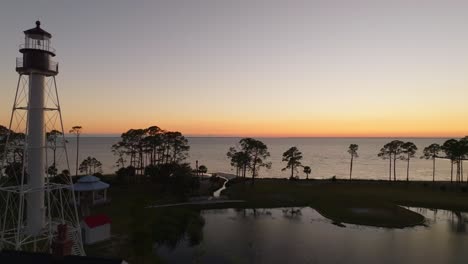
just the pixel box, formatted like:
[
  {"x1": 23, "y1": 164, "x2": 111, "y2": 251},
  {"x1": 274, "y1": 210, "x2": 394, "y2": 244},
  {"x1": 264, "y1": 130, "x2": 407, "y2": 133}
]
[{"x1": 83, "y1": 214, "x2": 111, "y2": 228}]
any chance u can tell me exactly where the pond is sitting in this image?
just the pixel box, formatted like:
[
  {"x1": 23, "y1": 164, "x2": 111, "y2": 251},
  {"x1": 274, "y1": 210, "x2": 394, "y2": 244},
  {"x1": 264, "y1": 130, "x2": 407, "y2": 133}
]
[{"x1": 155, "y1": 207, "x2": 468, "y2": 264}]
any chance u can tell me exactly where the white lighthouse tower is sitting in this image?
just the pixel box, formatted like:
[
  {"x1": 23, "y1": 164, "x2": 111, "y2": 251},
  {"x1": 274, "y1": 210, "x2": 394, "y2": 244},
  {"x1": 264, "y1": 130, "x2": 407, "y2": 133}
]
[{"x1": 0, "y1": 21, "x2": 84, "y2": 255}]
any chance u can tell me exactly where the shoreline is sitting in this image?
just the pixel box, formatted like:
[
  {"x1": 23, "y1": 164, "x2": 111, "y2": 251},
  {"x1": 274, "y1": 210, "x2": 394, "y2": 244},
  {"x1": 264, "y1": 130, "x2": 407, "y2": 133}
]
[{"x1": 220, "y1": 178, "x2": 468, "y2": 227}]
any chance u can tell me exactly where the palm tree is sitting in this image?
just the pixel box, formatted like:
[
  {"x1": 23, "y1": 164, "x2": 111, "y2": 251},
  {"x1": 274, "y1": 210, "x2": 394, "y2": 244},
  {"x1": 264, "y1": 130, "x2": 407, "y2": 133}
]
[
  {"x1": 421, "y1": 143, "x2": 441, "y2": 182},
  {"x1": 69, "y1": 126, "x2": 82, "y2": 177},
  {"x1": 401, "y1": 142, "x2": 417, "y2": 181},
  {"x1": 281, "y1": 147, "x2": 303, "y2": 179},
  {"x1": 348, "y1": 144, "x2": 359, "y2": 180},
  {"x1": 303, "y1": 166, "x2": 311, "y2": 179}
]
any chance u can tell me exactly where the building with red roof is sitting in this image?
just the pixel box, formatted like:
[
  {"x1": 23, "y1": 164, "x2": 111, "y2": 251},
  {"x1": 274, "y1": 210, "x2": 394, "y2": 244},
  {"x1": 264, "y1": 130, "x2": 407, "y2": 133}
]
[{"x1": 81, "y1": 214, "x2": 111, "y2": 245}]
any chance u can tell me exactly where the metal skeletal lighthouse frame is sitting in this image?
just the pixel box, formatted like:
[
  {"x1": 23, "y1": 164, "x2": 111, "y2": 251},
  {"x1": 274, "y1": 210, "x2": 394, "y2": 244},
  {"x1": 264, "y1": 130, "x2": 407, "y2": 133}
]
[{"x1": 0, "y1": 21, "x2": 84, "y2": 255}]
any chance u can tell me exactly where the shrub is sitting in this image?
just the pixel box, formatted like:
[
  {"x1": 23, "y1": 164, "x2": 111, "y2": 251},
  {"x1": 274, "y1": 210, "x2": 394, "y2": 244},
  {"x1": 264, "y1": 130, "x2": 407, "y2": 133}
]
[{"x1": 115, "y1": 166, "x2": 135, "y2": 183}]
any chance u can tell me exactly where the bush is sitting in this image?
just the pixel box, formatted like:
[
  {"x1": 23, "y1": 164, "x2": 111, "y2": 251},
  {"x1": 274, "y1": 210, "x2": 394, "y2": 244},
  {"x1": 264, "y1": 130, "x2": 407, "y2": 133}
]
[
  {"x1": 145, "y1": 163, "x2": 180, "y2": 184},
  {"x1": 170, "y1": 163, "x2": 199, "y2": 199},
  {"x1": 115, "y1": 166, "x2": 136, "y2": 183},
  {"x1": 144, "y1": 163, "x2": 199, "y2": 199}
]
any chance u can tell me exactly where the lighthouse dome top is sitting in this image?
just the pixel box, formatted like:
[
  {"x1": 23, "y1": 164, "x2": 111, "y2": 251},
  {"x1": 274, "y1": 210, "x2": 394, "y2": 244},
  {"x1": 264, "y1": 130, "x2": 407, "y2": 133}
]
[{"x1": 23, "y1": 21, "x2": 52, "y2": 39}]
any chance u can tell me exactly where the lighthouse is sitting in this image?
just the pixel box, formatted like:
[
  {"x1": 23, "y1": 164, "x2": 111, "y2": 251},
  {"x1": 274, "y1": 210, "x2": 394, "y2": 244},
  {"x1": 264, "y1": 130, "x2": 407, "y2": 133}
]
[
  {"x1": 0, "y1": 21, "x2": 84, "y2": 255},
  {"x1": 18, "y1": 20, "x2": 56, "y2": 236}
]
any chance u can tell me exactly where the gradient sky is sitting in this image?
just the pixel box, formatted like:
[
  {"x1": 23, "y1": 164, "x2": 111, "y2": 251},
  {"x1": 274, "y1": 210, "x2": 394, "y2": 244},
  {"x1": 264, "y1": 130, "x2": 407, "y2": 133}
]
[{"x1": 1, "y1": 0, "x2": 468, "y2": 137}]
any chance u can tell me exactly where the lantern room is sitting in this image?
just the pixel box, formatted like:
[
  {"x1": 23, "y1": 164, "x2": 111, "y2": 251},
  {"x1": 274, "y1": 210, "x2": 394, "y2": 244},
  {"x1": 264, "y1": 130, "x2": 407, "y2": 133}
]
[{"x1": 16, "y1": 21, "x2": 58, "y2": 76}]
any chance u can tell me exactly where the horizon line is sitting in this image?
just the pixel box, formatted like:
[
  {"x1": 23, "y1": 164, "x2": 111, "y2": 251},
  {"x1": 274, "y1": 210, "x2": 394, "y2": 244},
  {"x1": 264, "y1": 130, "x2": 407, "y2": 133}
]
[{"x1": 65, "y1": 134, "x2": 467, "y2": 139}]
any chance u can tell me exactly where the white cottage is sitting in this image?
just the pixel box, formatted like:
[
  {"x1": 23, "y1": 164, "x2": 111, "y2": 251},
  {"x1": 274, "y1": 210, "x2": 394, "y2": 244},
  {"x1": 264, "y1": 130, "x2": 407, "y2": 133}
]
[{"x1": 81, "y1": 214, "x2": 111, "y2": 245}]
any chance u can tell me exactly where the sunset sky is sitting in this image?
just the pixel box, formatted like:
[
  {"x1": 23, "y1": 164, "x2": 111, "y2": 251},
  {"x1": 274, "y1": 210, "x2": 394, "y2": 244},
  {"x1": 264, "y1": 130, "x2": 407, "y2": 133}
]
[{"x1": 1, "y1": 0, "x2": 468, "y2": 137}]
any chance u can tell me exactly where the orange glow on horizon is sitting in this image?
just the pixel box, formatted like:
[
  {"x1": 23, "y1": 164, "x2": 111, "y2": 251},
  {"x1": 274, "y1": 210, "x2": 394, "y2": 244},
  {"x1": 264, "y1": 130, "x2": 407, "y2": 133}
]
[{"x1": 65, "y1": 115, "x2": 468, "y2": 138}]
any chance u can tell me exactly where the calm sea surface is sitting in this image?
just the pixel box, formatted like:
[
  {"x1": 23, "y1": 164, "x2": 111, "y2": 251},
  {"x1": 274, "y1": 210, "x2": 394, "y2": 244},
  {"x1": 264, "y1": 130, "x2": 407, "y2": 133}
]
[{"x1": 62, "y1": 137, "x2": 457, "y2": 181}]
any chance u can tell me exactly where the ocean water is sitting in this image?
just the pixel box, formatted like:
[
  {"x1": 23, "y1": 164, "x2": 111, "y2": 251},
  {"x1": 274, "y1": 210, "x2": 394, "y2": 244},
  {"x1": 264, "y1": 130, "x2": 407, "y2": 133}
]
[{"x1": 62, "y1": 137, "x2": 458, "y2": 181}]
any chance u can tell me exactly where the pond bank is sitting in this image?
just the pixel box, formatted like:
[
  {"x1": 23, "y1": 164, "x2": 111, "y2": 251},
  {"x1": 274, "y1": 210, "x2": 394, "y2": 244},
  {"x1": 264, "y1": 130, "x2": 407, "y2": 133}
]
[{"x1": 222, "y1": 178, "x2": 468, "y2": 227}]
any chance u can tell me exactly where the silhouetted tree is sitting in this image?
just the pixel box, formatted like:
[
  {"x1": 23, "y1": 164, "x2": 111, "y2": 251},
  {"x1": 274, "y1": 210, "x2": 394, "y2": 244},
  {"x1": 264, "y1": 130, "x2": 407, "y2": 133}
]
[
  {"x1": 227, "y1": 148, "x2": 250, "y2": 178},
  {"x1": 303, "y1": 166, "x2": 311, "y2": 179},
  {"x1": 390, "y1": 140, "x2": 405, "y2": 181},
  {"x1": 348, "y1": 144, "x2": 359, "y2": 180},
  {"x1": 442, "y1": 139, "x2": 460, "y2": 183},
  {"x1": 52, "y1": 169, "x2": 71, "y2": 184},
  {"x1": 242, "y1": 138, "x2": 271, "y2": 183},
  {"x1": 0, "y1": 125, "x2": 9, "y2": 163},
  {"x1": 112, "y1": 126, "x2": 190, "y2": 178},
  {"x1": 378, "y1": 140, "x2": 404, "y2": 181},
  {"x1": 228, "y1": 138, "x2": 271, "y2": 184},
  {"x1": 378, "y1": 145, "x2": 392, "y2": 181},
  {"x1": 165, "y1": 131, "x2": 190, "y2": 164},
  {"x1": 421, "y1": 143, "x2": 441, "y2": 182},
  {"x1": 0, "y1": 126, "x2": 26, "y2": 180},
  {"x1": 198, "y1": 165, "x2": 207, "y2": 176},
  {"x1": 442, "y1": 137, "x2": 468, "y2": 183},
  {"x1": 461, "y1": 137, "x2": 468, "y2": 183},
  {"x1": 282, "y1": 147, "x2": 303, "y2": 179},
  {"x1": 0, "y1": 125, "x2": 11, "y2": 172},
  {"x1": 111, "y1": 141, "x2": 127, "y2": 168},
  {"x1": 79, "y1": 156, "x2": 102, "y2": 175},
  {"x1": 401, "y1": 142, "x2": 417, "y2": 181},
  {"x1": 69, "y1": 126, "x2": 82, "y2": 177},
  {"x1": 46, "y1": 129, "x2": 66, "y2": 176}
]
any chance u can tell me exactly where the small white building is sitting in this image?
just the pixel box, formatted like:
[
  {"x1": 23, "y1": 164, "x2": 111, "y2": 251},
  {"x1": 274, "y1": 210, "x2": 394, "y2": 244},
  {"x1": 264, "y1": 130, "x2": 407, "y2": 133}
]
[
  {"x1": 81, "y1": 214, "x2": 111, "y2": 245},
  {"x1": 73, "y1": 175, "x2": 110, "y2": 205}
]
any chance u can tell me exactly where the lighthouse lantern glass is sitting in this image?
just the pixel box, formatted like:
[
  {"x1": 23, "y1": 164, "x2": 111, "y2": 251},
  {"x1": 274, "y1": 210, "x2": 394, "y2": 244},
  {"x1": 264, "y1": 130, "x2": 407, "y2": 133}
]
[{"x1": 24, "y1": 33, "x2": 51, "y2": 52}]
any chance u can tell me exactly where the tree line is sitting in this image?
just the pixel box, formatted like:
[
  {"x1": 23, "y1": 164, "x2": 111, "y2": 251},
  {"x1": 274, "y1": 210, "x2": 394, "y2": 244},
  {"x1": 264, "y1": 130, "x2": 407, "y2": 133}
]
[
  {"x1": 111, "y1": 126, "x2": 190, "y2": 174},
  {"x1": 226, "y1": 136, "x2": 468, "y2": 184},
  {"x1": 377, "y1": 138, "x2": 468, "y2": 183},
  {"x1": 111, "y1": 125, "x2": 198, "y2": 198},
  {"x1": 3, "y1": 122, "x2": 468, "y2": 184},
  {"x1": 226, "y1": 138, "x2": 315, "y2": 183}
]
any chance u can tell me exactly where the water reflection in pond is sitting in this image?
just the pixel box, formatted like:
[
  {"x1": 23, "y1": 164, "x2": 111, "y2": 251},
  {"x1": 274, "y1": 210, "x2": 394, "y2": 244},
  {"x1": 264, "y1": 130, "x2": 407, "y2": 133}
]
[{"x1": 155, "y1": 207, "x2": 468, "y2": 264}]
